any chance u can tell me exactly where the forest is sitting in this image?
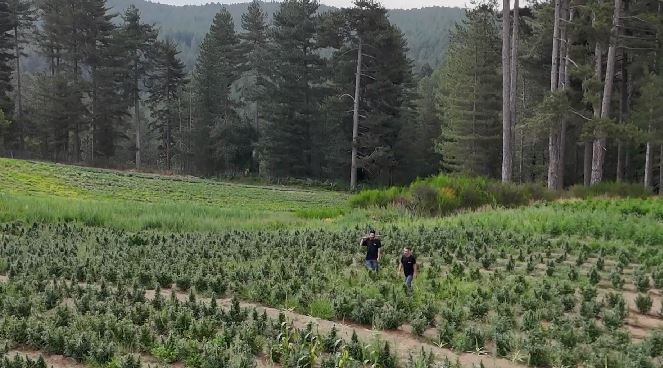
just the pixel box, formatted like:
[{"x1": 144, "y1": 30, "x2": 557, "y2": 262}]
[{"x1": 0, "y1": 0, "x2": 662, "y2": 191}]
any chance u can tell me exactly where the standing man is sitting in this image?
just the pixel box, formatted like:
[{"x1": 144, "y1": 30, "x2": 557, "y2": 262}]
[
  {"x1": 398, "y1": 247, "x2": 417, "y2": 290},
  {"x1": 360, "y1": 230, "x2": 381, "y2": 271}
]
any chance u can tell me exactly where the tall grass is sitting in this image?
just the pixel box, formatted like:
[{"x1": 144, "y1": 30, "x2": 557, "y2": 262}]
[
  {"x1": 350, "y1": 174, "x2": 655, "y2": 216},
  {"x1": 0, "y1": 193, "x2": 309, "y2": 232},
  {"x1": 350, "y1": 174, "x2": 553, "y2": 215}
]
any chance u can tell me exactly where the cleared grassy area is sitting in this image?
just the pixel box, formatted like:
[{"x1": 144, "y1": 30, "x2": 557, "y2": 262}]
[
  {"x1": 0, "y1": 159, "x2": 354, "y2": 230},
  {"x1": 0, "y1": 158, "x2": 348, "y2": 211}
]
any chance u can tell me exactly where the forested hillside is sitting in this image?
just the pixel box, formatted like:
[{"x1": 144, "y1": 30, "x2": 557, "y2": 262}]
[
  {"x1": 102, "y1": 0, "x2": 464, "y2": 70},
  {"x1": 0, "y1": 0, "x2": 661, "y2": 193}
]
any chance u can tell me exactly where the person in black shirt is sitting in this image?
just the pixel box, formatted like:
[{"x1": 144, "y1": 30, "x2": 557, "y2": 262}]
[
  {"x1": 398, "y1": 247, "x2": 417, "y2": 290},
  {"x1": 360, "y1": 230, "x2": 381, "y2": 271}
]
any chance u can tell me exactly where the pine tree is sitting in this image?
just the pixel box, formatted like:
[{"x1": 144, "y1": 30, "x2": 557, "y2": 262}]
[
  {"x1": 0, "y1": 0, "x2": 14, "y2": 120},
  {"x1": 92, "y1": 27, "x2": 131, "y2": 159},
  {"x1": 82, "y1": 0, "x2": 124, "y2": 161},
  {"x1": 240, "y1": 0, "x2": 269, "y2": 173},
  {"x1": 121, "y1": 5, "x2": 158, "y2": 169},
  {"x1": 435, "y1": 3, "x2": 502, "y2": 177},
  {"x1": 261, "y1": 0, "x2": 326, "y2": 178},
  {"x1": 323, "y1": 1, "x2": 417, "y2": 185},
  {"x1": 633, "y1": 73, "x2": 663, "y2": 190},
  {"x1": 147, "y1": 39, "x2": 187, "y2": 171},
  {"x1": 193, "y1": 7, "x2": 246, "y2": 175},
  {"x1": 7, "y1": 0, "x2": 35, "y2": 152}
]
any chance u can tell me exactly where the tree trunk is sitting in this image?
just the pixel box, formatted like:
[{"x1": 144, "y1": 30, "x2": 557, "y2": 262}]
[
  {"x1": 550, "y1": 0, "x2": 561, "y2": 92},
  {"x1": 586, "y1": 43, "x2": 602, "y2": 186},
  {"x1": 547, "y1": 0, "x2": 561, "y2": 190},
  {"x1": 644, "y1": 134, "x2": 653, "y2": 189},
  {"x1": 616, "y1": 53, "x2": 627, "y2": 182},
  {"x1": 14, "y1": 24, "x2": 23, "y2": 152},
  {"x1": 350, "y1": 38, "x2": 362, "y2": 190},
  {"x1": 591, "y1": 0, "x2": 622, "y2": 184},
  {"x1": 135, "y1": 59, "x2": 141, "y2": 170},
  {"x1": 557, "y1": 0, "x2": 570, "y2": 189},
  {"x1": 501, "y1": 0, "x2": 512, "y2": 182},
  {"x1": 644, "y1": 107, "x2": 654, "y2": 189},
  {"x1": 510, "y1": 0, "x2": 519, "y2": 156}
]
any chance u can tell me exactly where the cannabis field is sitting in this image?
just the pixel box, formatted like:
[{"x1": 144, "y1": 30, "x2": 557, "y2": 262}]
[{"x1": 1, "y1": 159, "x2": 663, "y2": 368}]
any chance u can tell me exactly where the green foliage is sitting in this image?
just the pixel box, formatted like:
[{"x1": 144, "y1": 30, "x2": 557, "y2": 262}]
[
  {"x1": 435, "y1": 3, "x2": 501, "y2": 177},
  {"x1": 350, "y1": 174, "x2": 552, "y2": 215},
  {"x1": 635, "y1": 294, "x2": 653, "y2": 314}
]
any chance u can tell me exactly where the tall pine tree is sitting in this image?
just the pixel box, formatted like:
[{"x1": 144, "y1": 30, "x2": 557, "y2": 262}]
[
  {"x1": 261, "y1": 0, "x2": 326, "y2": 178},
  {"x1": 435, "y1": 3, "x2": 502, "y2": 177},
  {"x1": 193, "y1": 7, "x2": 245, "y2": 175},
  {"x1": 147, "y1": 39, "x2": 187, "y2": 171},
  {"x1": 240, "y1": 0, "x2": 269, "y2": 173},
  {"x1": 121, "y1": 5, "x2": 157, "y2": 169}
]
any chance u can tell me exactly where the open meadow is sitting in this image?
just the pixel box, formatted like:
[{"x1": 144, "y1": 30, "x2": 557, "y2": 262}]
[{"x1": 1, "y1": 159, "x2": 663, "y2": 368}]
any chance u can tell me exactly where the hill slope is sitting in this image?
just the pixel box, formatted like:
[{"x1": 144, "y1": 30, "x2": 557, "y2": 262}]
[
  {"x1": 0, "y1": 158, "x2": 349, "y2": 230},
  {"x1": 105, "y1": 0, "x2": 464, "y2": 69}
]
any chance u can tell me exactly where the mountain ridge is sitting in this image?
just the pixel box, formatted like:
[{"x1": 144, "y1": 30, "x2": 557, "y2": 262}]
[{"x1": 105, "y1": 0, "x2": 465, "y2": 69}]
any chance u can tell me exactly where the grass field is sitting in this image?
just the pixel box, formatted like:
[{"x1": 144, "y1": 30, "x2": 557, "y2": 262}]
[
  {"x1": 0, "y1": 159, "x2": 353, "y2": 231},
  {"x1": 1, "y1": 159, "x2": 663, "y2": 368}
]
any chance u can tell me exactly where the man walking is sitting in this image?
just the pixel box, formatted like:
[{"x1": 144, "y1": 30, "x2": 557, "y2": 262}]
[
  {"x1": 398, "y1": 247, "x2": 417, "y2": 290},
  {"x1": 360, "y1": 230, "x2": 381, "y2": 271}
]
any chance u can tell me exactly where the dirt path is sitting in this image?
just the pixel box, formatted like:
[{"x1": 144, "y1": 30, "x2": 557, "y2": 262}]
[
  {"x1": 4, "y1": 274, "x2": 660, "y2": 367},
  {"x1": 5, "y1": 349, "x2": 86, "y2": 368},
  {"x1": 144, "y1": 289, "x2": 524, "y2": 368}
]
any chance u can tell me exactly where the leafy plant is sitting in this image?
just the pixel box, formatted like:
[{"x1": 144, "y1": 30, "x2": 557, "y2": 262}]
[{"x1": 635, "y1": 294, "x2": 653, "y2": 314}]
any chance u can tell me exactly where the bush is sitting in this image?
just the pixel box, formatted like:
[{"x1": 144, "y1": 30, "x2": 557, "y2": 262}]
[
  {"x1": 411, "y1": 184, "x2": 440, "y2": 215},
  {"x1": 636, "y1": 294, "x2": 653, "y2": 314},
  {"x1": 373, "y1": 303, "x2": 406, "y2": 330},
  {"x1": 488, "y1": 182, "x2": 528, "y2": 208},
  {"x1": 410, "y1": 314, "x2": 428, "y2": 337},
  {"x1": 567, "y1": 181, "x2": 652, "y2": 199},
  {"x1": 633, "y1": 270, "x2": 651, "y2": 292},
  {"x1": 349, "y1": 174, "x2": 553, "y2": 215}
]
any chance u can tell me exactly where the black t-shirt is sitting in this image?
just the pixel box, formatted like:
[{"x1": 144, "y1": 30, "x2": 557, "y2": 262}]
[
  {"x1": 362, "y1": 238, "x2": 382, "y2": 260},
  {"x1": 401, "y1": 255, "x2": 416, "y2": 276}
]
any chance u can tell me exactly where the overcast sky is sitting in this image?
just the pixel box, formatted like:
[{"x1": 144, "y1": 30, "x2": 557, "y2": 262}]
[{"x1": 152, "y1": 0, "x2": 468, "y2": 9}]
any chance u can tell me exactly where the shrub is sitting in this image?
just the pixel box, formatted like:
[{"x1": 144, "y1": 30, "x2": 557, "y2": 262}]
[
  {"x1": 652, "y1": 269, "x2": 663, "y2": 289},
  {"x1": 567, "y1": 182, "x2": 652, "y2": 199},
  {"x1": 603, "y1": 309, "x2": 624, "y2": 330},
  {"x1": 633, "y1": 270, "x2": 651, "y2": 292},
  {"x1": 589, "y1": 267, "x2": 600, "y2": 285},
  {"x1": 411, "y1": 184, "x2": 440, "y2": 215},
  {"x1": 373, "y1": 303, "x2": 406, "y2": 330},
  {"x1": 411, "y1": 314, "x2": 428, "y2": 337},
  {"x1": 488, "y1": 182, "x2": 528, "y2": 208},
  {"x1": 495, "y1": 332, "x2": 512, "y2": 356},
  {"x1": 610, "y1": 271, "x2": 624, "y2": 290},
  {"x1": 350, "y1": 298, "x2": 381, "y2": 325},
  {"x1": 636, "y1": 294, "x2": 653, "y2": 314}
]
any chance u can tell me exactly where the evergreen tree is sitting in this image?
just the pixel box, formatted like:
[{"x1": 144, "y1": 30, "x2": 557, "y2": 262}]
[
  {"x1": 633, "y1": 73, "x2": 663, "y2": 190},
  {"x1": 193, "y1": 7, "x2": 246, "y2": 175},
  {"x1": 121, "y1": 5, "x2": 157, "y2": 169},
  {"x1": 323, "y1": 1, "x2": 417, "y2": 185},
  {"x1": 7, "y1": 0, "x2": 35, "y2": 152},
  {"x1": 83, "y1": 0, "x2": 125, "y2": 161},
  {"x1": 92, "y1": 27, "x2": 131, "y2": 159},
  {"x1": 147, "y1": 39, "x2": 187, "y2": 171},
  {"x1": 435, "y1": 3, "x2": 502, "y2": 177},
  {"x1": 0, "y1": 0, "x2": 13, "y2": 120},
  {"x1": 240, "y1": 0, "x2": 269, "y2": 173},
  {"x1": 261, "y1": 0, "x2": 326, "y2": 178}
]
